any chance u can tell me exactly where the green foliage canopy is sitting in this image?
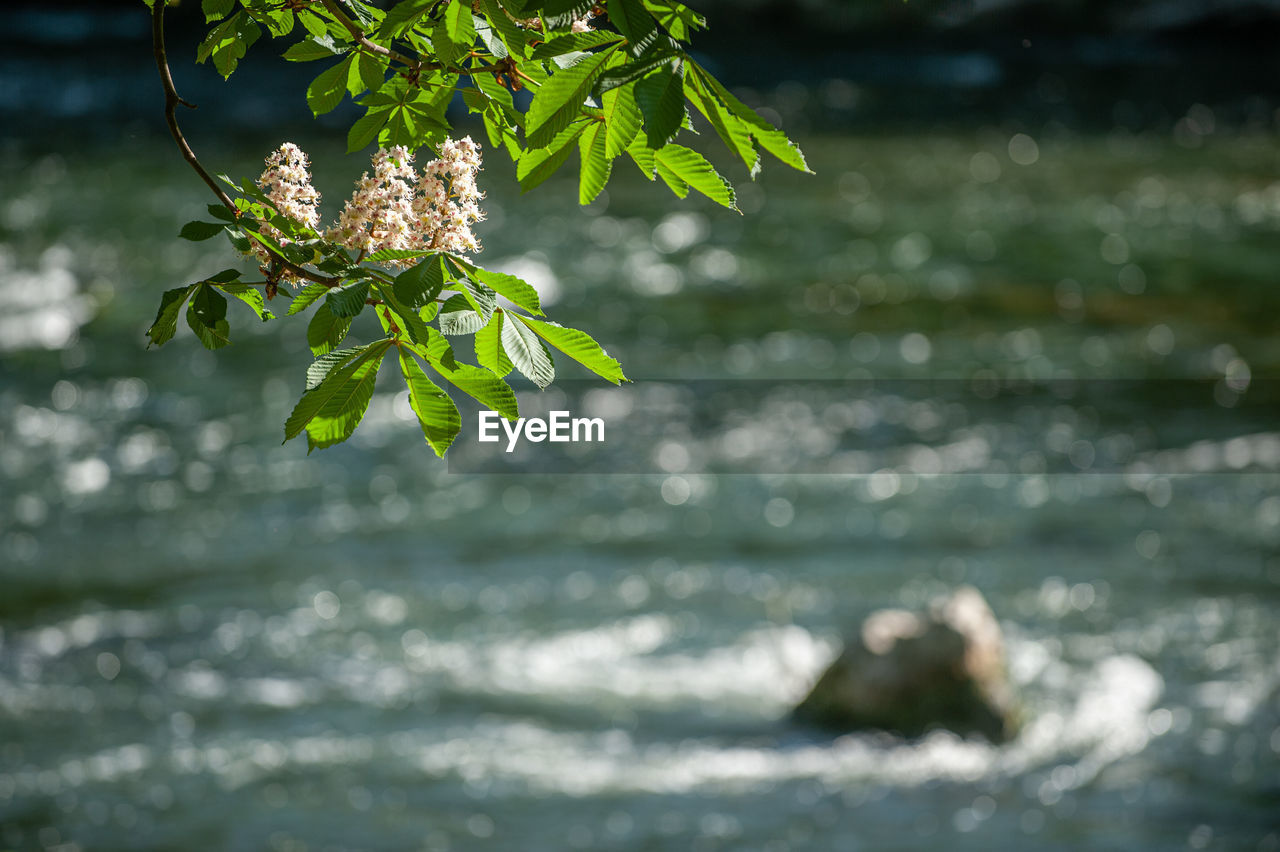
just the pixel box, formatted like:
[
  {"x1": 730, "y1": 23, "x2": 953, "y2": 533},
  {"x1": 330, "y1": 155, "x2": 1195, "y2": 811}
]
[{"x1": 145, "y1": 0, "x2": 809, "y2": 456}]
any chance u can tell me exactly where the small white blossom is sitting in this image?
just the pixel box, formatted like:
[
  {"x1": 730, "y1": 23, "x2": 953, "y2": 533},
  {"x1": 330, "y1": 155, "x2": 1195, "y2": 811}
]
[{"x1": 252, "y1": 142, "x2": 321, "y2": 282}]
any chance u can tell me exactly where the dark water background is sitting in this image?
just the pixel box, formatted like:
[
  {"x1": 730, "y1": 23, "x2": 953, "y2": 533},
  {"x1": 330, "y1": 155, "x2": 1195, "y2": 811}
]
[{"x1": 1, "y1": 4, "x2": 1278, "y2": 851}]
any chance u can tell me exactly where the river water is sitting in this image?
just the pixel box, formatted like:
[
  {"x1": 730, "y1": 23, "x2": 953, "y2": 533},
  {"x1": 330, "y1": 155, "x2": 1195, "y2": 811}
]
[{"x1": 1, "y1": 8, "x2": 1278, "y2": 852}]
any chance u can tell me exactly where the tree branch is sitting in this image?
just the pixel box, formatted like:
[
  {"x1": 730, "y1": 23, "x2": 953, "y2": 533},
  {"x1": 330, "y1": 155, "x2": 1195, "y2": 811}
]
[
  {"x1": 152, "y1": 1, "x2": 341, "y2": 290},
  {"x1": 152, "y1": 0, "x2": 235, "y2": 212}
]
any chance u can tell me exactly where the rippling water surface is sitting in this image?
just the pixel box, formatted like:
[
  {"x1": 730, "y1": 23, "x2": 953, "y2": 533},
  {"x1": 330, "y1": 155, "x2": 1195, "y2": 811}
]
[{"x1": 2, "y1": 9, "x2": 1279, "y2": 851}]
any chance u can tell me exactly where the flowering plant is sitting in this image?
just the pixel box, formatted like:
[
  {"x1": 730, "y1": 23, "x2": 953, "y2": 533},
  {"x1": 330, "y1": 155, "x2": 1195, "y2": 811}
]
[{"x1": 143, "y1": 0, "x2": 808, "y2": 455}]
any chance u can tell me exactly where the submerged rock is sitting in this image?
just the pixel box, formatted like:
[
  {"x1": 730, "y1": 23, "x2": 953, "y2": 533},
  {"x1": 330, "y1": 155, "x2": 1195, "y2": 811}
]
[{"x1": 793, "y1": 586, "x2": 1019, "y2": 742}]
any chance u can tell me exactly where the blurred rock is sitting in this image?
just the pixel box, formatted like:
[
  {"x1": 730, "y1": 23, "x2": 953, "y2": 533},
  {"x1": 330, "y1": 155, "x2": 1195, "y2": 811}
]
[{"x1": 793, "y1": 586, "x2": 1018, "y2": 741}]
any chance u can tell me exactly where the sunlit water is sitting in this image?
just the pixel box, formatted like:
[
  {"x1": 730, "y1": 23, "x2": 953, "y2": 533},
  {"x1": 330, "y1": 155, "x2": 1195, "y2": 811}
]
[{"x1": 2, "y1": 13, "x2": 1279, "y2": 851}]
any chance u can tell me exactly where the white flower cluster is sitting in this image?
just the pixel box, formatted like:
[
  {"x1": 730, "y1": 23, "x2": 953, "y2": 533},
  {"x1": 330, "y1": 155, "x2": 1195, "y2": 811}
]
[
  {"x1": 250, "y1": 138, "x2": 485, "y2": 278},
  {"x1": 329, "y1": 138, "x2": 485, "y2": 260},
  {"x1": 252, "y1": 142, "x2": 321, "y2": 279}
]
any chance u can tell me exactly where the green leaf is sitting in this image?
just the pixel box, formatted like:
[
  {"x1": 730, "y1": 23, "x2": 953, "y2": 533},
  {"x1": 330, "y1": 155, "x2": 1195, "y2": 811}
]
[
  {"x1": 282, "y1": 35, "x2": 345, "y2": 61},
  {"x1": 686, "y1": 72, "x2": 759, "y2": 177},
  {"x1": 207, "y1": 204, "x2": 236, "y2": 222},
  {"x1": 202, "y1": 0, "x2": 234, "y2": 21},
  {"x1": 366, "y1": 248, "x2": 439, "y2": 264},
  {"x1": 478, "y1": 0, "x2": 529, "y2": 56},
  {"x1": 537, "y1": 0, "x2": 594, "y2": 31},
  {"x1": 287, "y1": 283, "x2": 328, "y2": 316},
  {"x1": 578, "y1": 121, "x2": 612, "y2": 205},
  {"x1": 393, "y1": 255, "x2": 447, "y2": 307},
  {"x1": 517, "y1": 120, "x2": 590, "y2": 193},
  {"x1": 351, "y1": 52, "x2": 386, "y2": 96},
  {"x1": 625, "y1": 25, "x2": 668, "y2": 64},
  {"x1": 628, "y1": 138, "x2": 657, "y2": 178},
  {"x1": 502, "y1": 0, "x2": 586, "y2": 19},
  {"x1": 462, "y1": 87, "x2": 487, "y2": 114},
  {"x1": 595, "y1": 48, "x2": 680, "y2": 93},
  {"x1": 501, "y1": 312, "x2": 555, "y2": 388},
  {"x1": 484, "y1": 106, "x2": 523, "y2": 163},
  {"x1": 197, "y1": 14, "x2": 234, "y2": 64},
  {"x1": 407, "y1": 78, "x2": 456, "y2": 134},
  {"x1": 443, "y1": 0, "x2": 476, "y2": 51},
  {"x1": 530, "y1": 31, "x2": 625, "y2": 59},
  {"x1": 634, "y1": 64, "x2": 685, "y2": 148},
  {"x1": 204, "y1": 268, "x2": 243, "y2": 284},
  {"x1": 346, "y1": 0, "x2": 385, "y2": 28},
  {"x1": 689, "y1": 61, "x2": 811, "y2": 173},
  {"x1": 298, "y1": 10, "x2": 331, "y2": 39},
  {"x1": 655, "y1": 158, "x2": 688, "y2": 197},
  {"x1": 306, "y1": 55, "x2": 353, "y2": 116},
  {"x1": 552, "y1": 50, "x2": 600, "y2": 71},
  {"x1": 518, "y1": 315, "x2": 627, "y2": 383},
  {"x1": 325, "y1": 281, "x2": 370, "y2": 317},
  {"x1": 511, "y1": 0, "x2": 587, "y2": 14},
  {"x1": 475, "y1": 18, "x2": 510, "y2": 60},
  {"x1": 381, "y1": 106, "x2": 417, "y2": 148},
  {"x1": 218, "y1": 283, "x2": 273, "y2": 321},
  {"x1": 524, "y1": 45, "x2": 619, "y2": 148},
  {"x1": 609, "y1": 0, "x2": 657, "y2": 48},
  {"x1": 284, "y1": 340, "x2": 393, "y2": 446},
  {"x1": 180, "y1": 220, "x2": 226, "y2": 241},
  {"x1": 306, "y1": 346, "x2": 365, "y2": 390},
  {"x1": 348, "y1": 107, "x2": 392, "y2": 153},
  {"x1": 146, "y1": 284, "x2": 197, "y2": 348},
  {"x1": 361, "y1": 89, "x2": 400, "y2": 109},
  {"x1": 317, "y1": 256, "x2": 349, "y2": 274},
  {"x1": 473, "y1": 72, "x2": 518, "y2": 118},
  {"x1": 602, "y1": 83, "x2": 642, "y2": 158},
  {"x1": 413, "y1": 329, "x2": 518, "y2": 419},
  {"x1": 448, "y1": 258, "x2": 543, "y2": 316},
  {"x1": 550, "y1": 1, "x2": 599, "y2": 30},
  {"x1": 212, "y1": 13, "x2": 261, "y2": 78},
  {"x1": 399, "y1": 350, "x2": 462, "y2": 456},
  {"x1": 186, "y1": 285, "x2": 232, "y2": 350},
  {"x1": 474, "y1": 310, "x2": 513, "y2": 377},
  {"x1": 284, "y1": 339, "x2": 390, "y2": 440},
  {"x1": 259, "y1": 9, "x2": 296, "y2": 37},
  {"x1": 437, "y1": 293, "x2": 485, "y2": 336},
  {"x1": 375, "y1": 285, "x2": 435, "y2": 345},
  {"x1": 376, "y1": 0, "x2": 433, "y2": 38},
  {"x1": 643, "y1": 0, "x2": 705, "y2": 39},
  {"x1": 431, "y1": 10, "x2": 462, "y2": 67},
  {"x1": 306, "y1": 302, "x2": 353, "y2": 355},
  {"x1": 457, "y1": 274, "x2": 497, "y2": 322},
  {"x1": 654, "y1": 143, "x2": 737, "y2": 209}
]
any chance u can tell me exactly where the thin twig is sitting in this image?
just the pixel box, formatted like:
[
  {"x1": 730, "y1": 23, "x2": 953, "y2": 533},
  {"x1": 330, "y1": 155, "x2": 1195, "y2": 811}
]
[
  {"x1": 152, "y1": 1, "x2": 235, "y2": 212},
  {"x1": 317, "y1": 0, "x2": 424, "y2": 70}
]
